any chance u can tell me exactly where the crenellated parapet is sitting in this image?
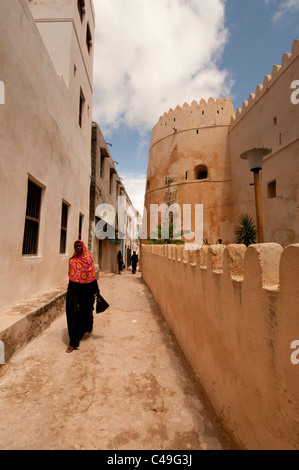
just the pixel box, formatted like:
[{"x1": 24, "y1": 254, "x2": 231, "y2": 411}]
[
  {"x1": 230, "y1": 39, "x2": 299, "y2": 128},
  {"x1": 142, "y1": 242, "x2": 299, "y2": 292},
  {"x1": 141, "y1": 241, "x2": 299, "y2": 449},
  {"x1": 150, "y1": 96, "x2": 235, "y2": 147}
]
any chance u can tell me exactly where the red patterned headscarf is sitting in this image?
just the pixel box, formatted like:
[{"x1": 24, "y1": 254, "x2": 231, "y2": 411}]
[{"x1": 68, "y1": 240, "x2": 97, "y2": 284}]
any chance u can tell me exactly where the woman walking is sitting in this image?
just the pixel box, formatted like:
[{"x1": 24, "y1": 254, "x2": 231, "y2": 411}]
[
  {"x1": 131, "y1": 251, "x2": 138, "y2": 274},
  {"x1": 66, "y1": 240, "x2": 99, "y2": 353},
  {"x1": 117, "y1": 250, "x2": 123, "y2": 274}
]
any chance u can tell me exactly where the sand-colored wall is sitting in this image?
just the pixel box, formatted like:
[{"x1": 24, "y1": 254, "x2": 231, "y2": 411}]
[
  {"x1": 28, "y1": 0, "x2": 95, "y2": 149},
  {"x1": 144, "y1": 40, "x2": 299, "y2": 247},
  {"x1": 141, "y1": 243, "x2": 299, "y2": 449},
  {"x1": 229, "y1": 40, "x2": 299, "y2": 247},
  {"x1": 144, "y1": 98, "x2": 235, "y2": 244},
  {"x1": 89, "y1": 122, "x2": 138, "y2": 273},
  {"x1": 0, "y1": 0, "x2": 93, "y2": 310}
]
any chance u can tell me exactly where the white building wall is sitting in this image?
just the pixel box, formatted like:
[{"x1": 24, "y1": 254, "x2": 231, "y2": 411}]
[{"x1": 0, "y1": 0, "x2": 94, "y2": 310}]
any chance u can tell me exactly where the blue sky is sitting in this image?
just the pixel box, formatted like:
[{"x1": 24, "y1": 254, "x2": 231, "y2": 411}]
[{"x1": 92, "y1": 0, "x2": 299, "y2": 213}]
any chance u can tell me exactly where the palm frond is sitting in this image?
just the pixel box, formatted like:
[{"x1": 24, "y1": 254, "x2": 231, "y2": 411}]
[{"x1": 234, "y1": 214, "x2": 257, "y2": 247}]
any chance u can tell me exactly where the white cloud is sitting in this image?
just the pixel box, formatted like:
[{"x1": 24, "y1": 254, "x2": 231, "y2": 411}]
[
  {"x1": 92, "y1": 0, "x2": 230, "y2": 135},
  {"x1": 265, "y1": 0, "x2": 299, "y2": 22},
  {"x1": 119, "y1": 172, "x2": 146, "y2": 214}
]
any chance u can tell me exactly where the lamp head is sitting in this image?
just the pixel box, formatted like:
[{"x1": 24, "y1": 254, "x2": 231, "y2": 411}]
[{"x1": 240, "y1": 147, "x2": 272, "y2": 172}]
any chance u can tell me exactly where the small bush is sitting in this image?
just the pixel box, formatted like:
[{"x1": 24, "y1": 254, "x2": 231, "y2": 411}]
[{"x1": 234, "y1": 214, "x2": 257, "y2": 247}]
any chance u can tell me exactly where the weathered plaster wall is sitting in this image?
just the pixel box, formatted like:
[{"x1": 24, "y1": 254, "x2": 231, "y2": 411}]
[
  {"x1": 145, "y1": 98, "x2": 235, "y2": 244},
  {"x1": 89, "y1": 122, "x2": 138, "y2": 273},
  {"x1": 144, "y1": 40, "x2": 299, "y2": 247},
  {"x1": 0, "y1": 0, "x2": 92, "y2": 310},
  {"x1": 229, "y1": 40, "x2": 299, "y2": 247},
  {"x1": 141, "y1": 243, "x2": 299, "y2": 449},
  {"x1": 28, "y1": 0, "x2": 95, "y2": 149},
  {"x1": 89, "y1": 123, "x2": 122, "y2": 274}
]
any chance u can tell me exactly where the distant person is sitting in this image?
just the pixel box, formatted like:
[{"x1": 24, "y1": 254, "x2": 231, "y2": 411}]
[
  {"x1": 117, "y1": 250, "x2": 123, "y2": 274},
  {"x1": 131, "y1": 251, "x2": 138, "y2": 274},
  {"x1": 66, "y1": 240, "x2": 100, "y2": 353}
]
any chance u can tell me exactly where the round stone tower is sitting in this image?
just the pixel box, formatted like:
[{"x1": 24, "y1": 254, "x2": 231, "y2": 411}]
[{"x1": 144, "y1": 96, "x2": 235, "y2": 245}]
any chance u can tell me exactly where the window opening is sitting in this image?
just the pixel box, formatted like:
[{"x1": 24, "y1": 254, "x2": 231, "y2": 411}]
[
  {"x1": 194, "y1": 165, "x2": 208, "y2": 180},
  {"x1": 60, "y1": 202, "x2": 69, "y2": 254},
  {"x1": 100, "y1": 154, "x2": 105, "y2": 178},
  {"x1": 77, "y1": 0, "x2": 85, "y2": 22},
  {"x1": 86, "y1": 23, "x2": 92, "y2": 53},
  {"x1": 267, "y1": 180, "x2": 277, "y2": 199},
  {"x1": 79, "y1": 88, "x2": 85, "y2": 128},
  {"x1": 22, "y1": 180, "x2": 42, "y2": 255},
  {"x1": 78, "y1": 214, "x2": 83, "y2": 240},
  {"x1": 109, "y1": 169, "x2": 114, "y2": 194}
]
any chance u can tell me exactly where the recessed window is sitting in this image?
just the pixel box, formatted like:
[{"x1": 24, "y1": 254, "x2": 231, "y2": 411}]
[
  {"x1": 100, "y1": 154, "x2": 105, "y2": 178},
  {"x1": 109, "y1": 169, "x2": 114, "y2": 194},
  {"x1": 60, "y1": 202, "x2": 69, "y2": 254},
  {"x1": 116, "y1": 181, "x2": 121, "y2": 197},
  {"x1": 86, "y1": 23, "x2": 92, "y2": 54},
  {"x1": 77, "y1": 0, "x2": 85, "y2": 22},
  {"x1": 22, "y1": 180, "x2": 42, "y2": 255},
  {"x1": 194, "y1": 164, "x2": 208, "y2": 180},
  {"x1": 78, "y1": 213, "x2": 84, "y2": 240},
  {"x1": 79, "y1": 88, "x2": 85, "y2": 128},
  {"x1": 267, "y1": 180, "x2": 276, "y2": 199},
  {"x1": 273, "y1": 116, "x2": 277, "y2": 126}
]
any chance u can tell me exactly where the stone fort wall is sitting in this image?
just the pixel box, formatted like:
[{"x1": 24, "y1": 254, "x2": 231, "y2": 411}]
[
  {"x1": 145, "y1": 97, "x2": 235, "y2": 244},
  {"x1": 141, "y1": 242, "x2": 299, "y2": 449},
  {"x1": 228, "y1": 39, "x2": 299, "y2": 247},
  {"x1": 144, "y1": 39, "x2": 299, "y2": 246}
]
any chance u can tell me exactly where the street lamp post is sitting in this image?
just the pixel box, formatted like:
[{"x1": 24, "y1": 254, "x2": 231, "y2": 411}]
[{"x1": 240, "y1": 147, "x2": 272, "y2": 243}]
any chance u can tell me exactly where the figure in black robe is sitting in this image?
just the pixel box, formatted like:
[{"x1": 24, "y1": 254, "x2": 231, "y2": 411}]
[
  {"x1": 66, "y1": 240, "x2": 99, "y2": 352},
  {"x1": 131, "y1": 251, "x2": 138, "y2": 274}
]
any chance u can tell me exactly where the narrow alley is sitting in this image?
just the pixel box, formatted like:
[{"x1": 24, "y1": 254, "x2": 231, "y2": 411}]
[{"x1": 0, "y1": 271, "x2": 231, "y2": 451}]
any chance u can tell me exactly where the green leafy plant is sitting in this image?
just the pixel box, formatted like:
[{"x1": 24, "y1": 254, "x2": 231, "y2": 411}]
[
  {"x1": 234, "y1": 214, "x2": 257, "y2": 247},
  {"x1": 148, "y1": 221, "x2": 185, "y2": 245}
]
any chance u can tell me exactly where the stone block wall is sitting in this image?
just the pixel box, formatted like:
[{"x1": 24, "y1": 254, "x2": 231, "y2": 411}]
[{"x1": 141, "y1": 243, "x2": 299, "y2": 449}]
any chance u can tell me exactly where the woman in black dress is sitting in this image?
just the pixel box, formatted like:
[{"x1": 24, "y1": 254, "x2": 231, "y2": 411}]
[{"x1": 66, "y1": 240, "x2": 100, "y2": 353}]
